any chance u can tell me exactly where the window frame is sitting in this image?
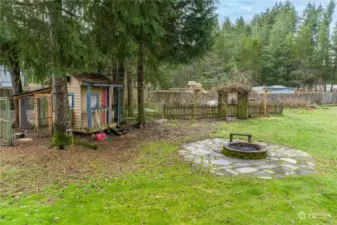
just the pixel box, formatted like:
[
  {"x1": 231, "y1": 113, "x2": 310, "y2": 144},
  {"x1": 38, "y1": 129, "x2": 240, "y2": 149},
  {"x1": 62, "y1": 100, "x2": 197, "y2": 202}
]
[
  {"x1": 68, "y1": 93, "x2": 75, "y2": 109},
  {"x1": 90, "y1": 93, "x2": 99, "y2": 109}
]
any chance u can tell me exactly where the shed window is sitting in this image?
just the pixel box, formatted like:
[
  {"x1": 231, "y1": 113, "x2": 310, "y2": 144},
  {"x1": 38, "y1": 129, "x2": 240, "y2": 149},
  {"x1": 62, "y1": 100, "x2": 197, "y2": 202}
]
[
  {"x1": 68, "y1": 93, "x2": 74, "y2": 108},
  {"x1": 91, "y1": 93, "x2": 99, "y2": 108}
]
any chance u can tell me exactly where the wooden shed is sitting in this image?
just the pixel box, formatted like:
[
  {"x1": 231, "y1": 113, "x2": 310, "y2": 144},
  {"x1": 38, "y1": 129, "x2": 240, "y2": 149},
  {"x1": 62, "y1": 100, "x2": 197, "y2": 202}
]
[
  {"x1": 13, "y1": 73, "x2": 122, "y2": 134},
  {"x1": 68, "y1": 73, "x2": 122, "y2": 133}
]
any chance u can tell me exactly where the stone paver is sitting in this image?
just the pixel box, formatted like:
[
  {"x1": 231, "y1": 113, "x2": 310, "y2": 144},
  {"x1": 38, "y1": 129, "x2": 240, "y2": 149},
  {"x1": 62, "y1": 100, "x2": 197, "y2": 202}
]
[
  {"x1": 280, "y1": 158, "x2": 297, "y2": 164},
  {"x1": 179, "y1": 138, "x2": 315, "y2": 179},
  {"x1": 236, "y1": 167, "x2": 258, "y2": 173}
]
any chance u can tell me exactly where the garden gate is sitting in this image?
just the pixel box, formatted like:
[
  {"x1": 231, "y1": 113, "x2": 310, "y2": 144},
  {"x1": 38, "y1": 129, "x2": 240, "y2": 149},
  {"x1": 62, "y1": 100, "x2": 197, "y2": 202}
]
[{"x1": 0, "y1": 97, "x2": 12, "y2": 145}]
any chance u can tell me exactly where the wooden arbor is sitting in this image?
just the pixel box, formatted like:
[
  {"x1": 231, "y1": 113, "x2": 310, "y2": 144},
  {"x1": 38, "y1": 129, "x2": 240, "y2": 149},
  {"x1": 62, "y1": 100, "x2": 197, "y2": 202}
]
[{"x1": 218, "y1": 84, "x2": 251, "y2": 119}]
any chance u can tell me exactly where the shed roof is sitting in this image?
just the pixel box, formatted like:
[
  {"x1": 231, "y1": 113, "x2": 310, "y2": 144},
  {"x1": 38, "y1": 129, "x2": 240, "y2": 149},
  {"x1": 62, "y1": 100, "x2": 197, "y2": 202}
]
[
  {"x1": 13, "y1": 86, "x2": 51, "y2": 97},
  {"x1": 73, "y1": 73, "x2": 122, "y2": 85}
]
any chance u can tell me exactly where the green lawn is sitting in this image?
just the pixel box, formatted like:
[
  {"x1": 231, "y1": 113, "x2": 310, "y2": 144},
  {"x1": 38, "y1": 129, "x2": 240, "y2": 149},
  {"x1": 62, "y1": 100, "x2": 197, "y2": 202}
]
[{"x1": 1, "y1": 107, "x2": 337, "y2": 225}]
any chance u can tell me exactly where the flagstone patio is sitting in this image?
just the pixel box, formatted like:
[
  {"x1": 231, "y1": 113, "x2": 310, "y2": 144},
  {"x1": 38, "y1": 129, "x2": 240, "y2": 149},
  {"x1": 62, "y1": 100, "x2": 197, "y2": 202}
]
[{"x1": 178, "y1": 138, "x2": 316, "y2": 179}]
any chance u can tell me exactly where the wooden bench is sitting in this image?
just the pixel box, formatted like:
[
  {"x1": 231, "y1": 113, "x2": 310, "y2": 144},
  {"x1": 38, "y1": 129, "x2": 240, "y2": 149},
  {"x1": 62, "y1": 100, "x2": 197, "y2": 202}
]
[{"x1": 229, "y1": 133, "x2": 252, "y2": 143}]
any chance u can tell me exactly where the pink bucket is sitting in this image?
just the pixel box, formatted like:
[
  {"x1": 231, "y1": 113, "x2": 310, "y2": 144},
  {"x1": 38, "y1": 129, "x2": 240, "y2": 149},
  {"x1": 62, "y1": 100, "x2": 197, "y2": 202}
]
[{"x1": 96, "y1": 133, "x2": 107, "y2": 141}]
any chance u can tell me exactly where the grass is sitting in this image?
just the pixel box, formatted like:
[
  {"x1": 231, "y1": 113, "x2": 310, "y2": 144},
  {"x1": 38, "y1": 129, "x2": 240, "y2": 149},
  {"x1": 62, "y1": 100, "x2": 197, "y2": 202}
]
[{"x1": 1, "y1": 107, "x2": 337, "y2": 224}]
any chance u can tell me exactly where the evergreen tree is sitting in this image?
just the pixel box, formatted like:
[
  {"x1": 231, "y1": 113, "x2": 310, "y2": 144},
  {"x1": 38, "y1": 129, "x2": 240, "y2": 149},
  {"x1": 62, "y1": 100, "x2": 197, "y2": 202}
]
[
  {"x1": 0, "y1": 27, "x2": 22, "y2": 127},
  {"x1": 1, "y1": 0, "x2": 100, "y2": 147},
  {"x1": 292, "y1": 3, "x2": 321, "y2": 87},
  {"x1": 316, "y1": 0, "x2": 336, "y2": 90},
  {"x1": 261, "y1": 3, "x2": 297, "y2": 85},
  {"x1": 331, "y1": 22, "x2": 337, "y2": 90},
  {"x1": 164, "y1": 1, "x2": 336, "y2": 90}
]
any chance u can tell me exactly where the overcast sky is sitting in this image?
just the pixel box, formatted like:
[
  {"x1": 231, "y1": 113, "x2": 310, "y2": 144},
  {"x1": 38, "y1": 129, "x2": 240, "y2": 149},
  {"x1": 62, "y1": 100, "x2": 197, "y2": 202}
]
[{"x1": 216, "y1": 0, "x2": 337, "y2": 30}]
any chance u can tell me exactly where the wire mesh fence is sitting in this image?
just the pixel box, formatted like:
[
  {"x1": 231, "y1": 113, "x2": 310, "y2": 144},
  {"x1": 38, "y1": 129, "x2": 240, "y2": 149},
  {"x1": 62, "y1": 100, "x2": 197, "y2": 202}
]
[
  {"x1": 0, "y1": 97, "x2": 12, "y2": 145},
  {"x1": 37, "y1": 97, "x2": 50, "y2": 128},
  {"x1": 20, "y1": 96, "x2": 34, "y2": 129},
  {"x1": 19, "y1": 95, "x2": 52, "y2": 130}
]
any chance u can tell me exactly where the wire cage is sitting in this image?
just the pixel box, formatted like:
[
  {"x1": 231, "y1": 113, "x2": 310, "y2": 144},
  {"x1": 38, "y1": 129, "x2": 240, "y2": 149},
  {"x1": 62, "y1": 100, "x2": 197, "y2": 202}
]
[
  {"x1": 20, "y1": 96, "x2": 48, "y2": 126},
  {"x1": 37, "y1": 96, "x2": 50, "y2": 128},
  {"x1": 20, "y1": 96, "x2": 34, "y2": 129},
  {"x1": 14, "y1": 87, "x2": 53, "y2": 137}
]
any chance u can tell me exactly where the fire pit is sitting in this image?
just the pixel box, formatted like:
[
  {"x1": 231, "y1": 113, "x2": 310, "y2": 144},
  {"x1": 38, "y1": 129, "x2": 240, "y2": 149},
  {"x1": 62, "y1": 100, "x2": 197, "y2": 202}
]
[{"x1": 223, "y1": 133, "x2": 267, "y2": 159}]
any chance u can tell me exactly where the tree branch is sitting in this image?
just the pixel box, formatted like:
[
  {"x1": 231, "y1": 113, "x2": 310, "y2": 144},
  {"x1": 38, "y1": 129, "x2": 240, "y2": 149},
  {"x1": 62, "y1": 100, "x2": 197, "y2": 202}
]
[{"x1": 62, "y1": 8, "x2": 78, "y2": 18}]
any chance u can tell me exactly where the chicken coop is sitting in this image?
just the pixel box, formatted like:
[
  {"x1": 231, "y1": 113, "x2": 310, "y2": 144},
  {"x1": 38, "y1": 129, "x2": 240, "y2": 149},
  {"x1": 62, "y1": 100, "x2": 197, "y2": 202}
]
[{"x1": 13, "y1": 87, "x2": 53, "y2": 132}]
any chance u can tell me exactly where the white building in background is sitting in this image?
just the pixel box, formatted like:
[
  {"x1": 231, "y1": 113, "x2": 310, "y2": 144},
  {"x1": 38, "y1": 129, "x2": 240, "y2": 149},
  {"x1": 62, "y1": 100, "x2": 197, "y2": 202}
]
[
  {"x1": 0, "y1": 65, "x2": 12, "y2": 88},
  {"x1": 252, "y1": 85, "x2": 336, "y2": 93},
  {"x1": 252, "y1": 85, "x2": 295, "y2": 94},
  {"x1": 0, "y1": 65, "x2": 28, "y2": 89},
  {"x1": 315, "y1": 84, "x2": 336, "y2": 91}
]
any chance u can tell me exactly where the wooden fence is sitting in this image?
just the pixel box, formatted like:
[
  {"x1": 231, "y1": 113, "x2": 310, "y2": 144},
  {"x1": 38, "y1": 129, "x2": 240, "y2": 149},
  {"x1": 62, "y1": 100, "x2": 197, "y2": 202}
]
[
  {"x1": 164, "y1": 104, "x2": 218, "y2": 119},
  {"x1": 250, "y1": 91, "x2": 337, "y2": 106},
  {"x1": 163, "y1": 103, "x2": 283, "y2": 119},
  {"x1": 248, "y1": 103, "x2": 283, "y2": 118}
]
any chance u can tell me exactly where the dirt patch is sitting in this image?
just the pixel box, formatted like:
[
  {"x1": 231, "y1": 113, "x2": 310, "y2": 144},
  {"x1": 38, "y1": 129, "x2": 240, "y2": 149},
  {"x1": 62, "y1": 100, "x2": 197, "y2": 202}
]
[{"x1": 0, "y1": 120, "x2": 219, "y2": 196}]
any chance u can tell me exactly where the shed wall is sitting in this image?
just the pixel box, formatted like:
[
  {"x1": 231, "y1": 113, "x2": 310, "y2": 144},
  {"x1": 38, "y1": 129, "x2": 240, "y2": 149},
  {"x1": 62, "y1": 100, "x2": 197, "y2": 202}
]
[{"x1": 67, "y1": 77, "x2": 82, "y2": 131}]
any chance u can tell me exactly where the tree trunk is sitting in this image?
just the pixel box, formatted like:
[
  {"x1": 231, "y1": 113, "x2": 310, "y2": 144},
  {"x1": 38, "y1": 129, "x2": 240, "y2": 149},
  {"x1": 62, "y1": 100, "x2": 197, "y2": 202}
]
[
  {"x1": 52, "y1": 75, "x2": 71, "y2": 147},
  {"x1": 330, "y1": 84, "x2": 334, "y2": 92},
  {"x1": 127, "y1": 64, "x2": 134, "y2": 117},
  {"x1": 118, "y1": 60, "x2": 125, "y2": 115},
  {"x1": 137, "y1": 40, "x2": 145, "y2": 124},
  {"x1": 112, "y1": 63, "x2": 118, "y2": 121},
  {"x1": 9, "y1": 55, "x2": 22, "y2": 128},
  {"x1": 113, "y1": 62, "x2": 118, "y2": 81},
  {"x1": 50, "y1": 0, "x2": 72, "y2": 147}
]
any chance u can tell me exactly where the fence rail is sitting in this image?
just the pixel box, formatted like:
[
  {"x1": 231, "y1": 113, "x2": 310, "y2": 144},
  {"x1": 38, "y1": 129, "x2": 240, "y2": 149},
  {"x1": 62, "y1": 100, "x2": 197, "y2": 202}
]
[
  {"x1": 250, "y1": 92, "x2": 337, "y2": 106},
  {"x1": 164, "y1": 104, "x2": 219, "y2": 119},
  {"x1": 163, "y1": 103, "x2": 283, "y2": 119},
  {"x1": 248, "y1": 103, "x2": 283, "y2": 117}
]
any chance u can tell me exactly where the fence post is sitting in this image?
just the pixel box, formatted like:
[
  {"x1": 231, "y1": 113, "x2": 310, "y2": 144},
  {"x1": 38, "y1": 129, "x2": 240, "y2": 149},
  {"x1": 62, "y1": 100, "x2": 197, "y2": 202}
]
[
  {"x1": 163, "y1": 104, "x2": 166, "y2": 119},
  {"x1": 193, "y1": 91, "x2": 198, "y2": 119},
  {"x1": 264, "y1": 90, "x2": 268, "y2": 116},
  {"x1": 8, "y1": 98, "x2": 12, "y2": 145},
  {"x1": 48, "y1": 96, "x2": 52, "y2": 131},
  {"x1": 218, "y1": 92, "x2": 228, "y2": 118},
  {"x1": 33, "y1": 94, "x2": 38, "y2": 130},
  {"x1": 18, "y1": 97, "x2": 21, "y2": 129},
  {"x1": 237, "y1": 92, "x2": 248, "y2": 119}
]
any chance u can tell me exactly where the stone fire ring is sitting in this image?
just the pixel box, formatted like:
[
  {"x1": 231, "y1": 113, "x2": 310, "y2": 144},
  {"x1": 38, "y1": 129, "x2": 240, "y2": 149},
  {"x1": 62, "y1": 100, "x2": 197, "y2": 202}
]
[
  {"x1": 178, "y1": 138, "x2": 316, "y2": 179},
  {"x1": 223, "y1": 142, "x2": 268, "y2": 159}
]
